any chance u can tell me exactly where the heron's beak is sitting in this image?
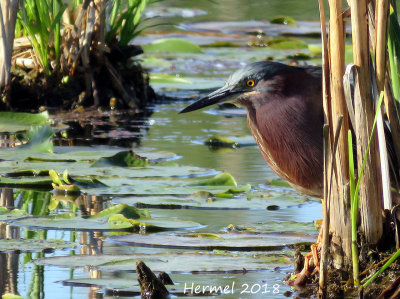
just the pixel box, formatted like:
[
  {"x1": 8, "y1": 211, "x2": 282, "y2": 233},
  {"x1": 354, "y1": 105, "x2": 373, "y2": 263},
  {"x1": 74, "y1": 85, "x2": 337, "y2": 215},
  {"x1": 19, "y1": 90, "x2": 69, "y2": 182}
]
[{"x1": 179, "y1": 84, "x2": 239, "y2": 113}]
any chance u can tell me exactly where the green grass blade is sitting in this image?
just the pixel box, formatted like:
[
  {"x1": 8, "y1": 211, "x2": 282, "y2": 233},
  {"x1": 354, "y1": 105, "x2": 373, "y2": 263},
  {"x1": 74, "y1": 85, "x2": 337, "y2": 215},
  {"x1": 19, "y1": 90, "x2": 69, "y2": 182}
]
[
  {"x1": 348, "y1": 130, "x2": 359, "y2": 286},
  {"x1": 363, "y1": 248, "x2": 400, "y2": 287}
]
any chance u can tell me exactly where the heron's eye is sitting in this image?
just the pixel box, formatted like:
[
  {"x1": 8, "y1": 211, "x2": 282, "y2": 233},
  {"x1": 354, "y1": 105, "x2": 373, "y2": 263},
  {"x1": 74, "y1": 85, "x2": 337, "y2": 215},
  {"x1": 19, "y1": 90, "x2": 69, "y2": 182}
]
[{"x1": 246, "y1": 79, "x2": 255, "y2": 87}]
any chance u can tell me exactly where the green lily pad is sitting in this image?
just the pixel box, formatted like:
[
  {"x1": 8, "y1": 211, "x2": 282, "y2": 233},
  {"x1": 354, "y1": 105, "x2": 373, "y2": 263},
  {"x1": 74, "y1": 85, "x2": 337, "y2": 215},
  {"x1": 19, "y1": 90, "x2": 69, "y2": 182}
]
[
  {"x1": 62, "y1": 278, "x2": 139, "y2": 289},
  {"x1": 62, "y1": 271, "x2": 292, "y2": 296},
  {"x1": 10, "y1": 216, "x2": 133, "y2": 231},
  {"x1": 227, "y1": 221, "x2": 318, "y2": 235},
  {"x1": 0, "y1": 111, "x2": 49, "y2": 133},
  {"x1": 188, "y1": 173, "x2": 237, "y2": 187},
  {"x1": 0, "y1": 207, "x2": 28, "y2": 221},
  {"x1": 285, "y1": 52, "x2": 312, "y2": 60},
  {"x1": 204, "y1": 135, "x2": 256, "y2": 148},
  {"x1": 54, "y1": 147, "x2": 178, "y2": 163},
  {"x1": 112, "y1": 189, "x2": 306, "y2": 210},
  {"x1": 267, "y1": 37, "x2": 308, "y2": 49},
  {"x1": 11, "y1": 210, "x2": 201, "y2": 232},
  {"x1": 150, "y1": 74, "x2": 192, "y2": 84},
  {"x1": 0, "y1": 176, "x2": 53, "y2": 188},
  {"x1": 0, "y1": 238, "x2": 77, "y2": 252},
  {"x1": 91, "y1": 151, "x2": 149, "y2": 167},
  {"x1": 80, "y1": 177, "x2": 240, "y2": 196},
  {"x1": 37, "y1": 252, "x2": 291, "y2": 272},
  {"x1": 142, "y1": 38, "x2": 204, "y2": 53},
  {"x1": 270, "y1": 16, "x2": 297, "y2": 26},
  {"x1": 109, "y1": 232, "x2": 316, "y2": 251}
]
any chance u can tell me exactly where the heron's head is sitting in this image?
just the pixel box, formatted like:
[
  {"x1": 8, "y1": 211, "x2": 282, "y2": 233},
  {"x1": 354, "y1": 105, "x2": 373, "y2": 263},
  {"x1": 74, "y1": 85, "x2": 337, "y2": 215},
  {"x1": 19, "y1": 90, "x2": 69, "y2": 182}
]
[{"x1": 180, "y1": 61, "x2": 299, "y2": 113}]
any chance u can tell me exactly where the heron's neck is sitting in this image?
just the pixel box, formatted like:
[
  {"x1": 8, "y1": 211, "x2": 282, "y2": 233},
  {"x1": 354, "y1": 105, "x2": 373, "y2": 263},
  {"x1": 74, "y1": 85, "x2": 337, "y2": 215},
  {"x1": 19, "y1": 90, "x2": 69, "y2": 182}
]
[{"x1": 246, "y1": 95, "x2": 323, "y2": 197}]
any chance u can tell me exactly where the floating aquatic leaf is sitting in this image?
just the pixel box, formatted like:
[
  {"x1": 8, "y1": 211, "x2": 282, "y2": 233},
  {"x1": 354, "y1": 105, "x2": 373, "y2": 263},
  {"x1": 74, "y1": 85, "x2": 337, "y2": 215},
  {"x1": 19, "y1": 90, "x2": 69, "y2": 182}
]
[
  {"x1": 11, "y1": 203, "x2": 201, "y2": 232},
  {"x1": 204, "y1": 135, "x2": 238, "y2": 148},
  {"x1": 0, "y1": 111, "x2": 49, "y2": 133},
  {"x1": 108, "y1": 214, "x2": 202, "y2": 231},
  {"x1": 266, "y1": 37, "x2": 308, "y2": 49},
  {"x1": 270, "y1": 16, "x2": 297, "y2": 26},
  {"x1": 267, "y1": 178, "x2": 291, "y2": 188},
  {"x1": 0, "y1": 176, "x2": 52, "y2": 188},
  {"x1": 10, "y1": 216, "x2": 135, "y2": 231},
  {"x1": 150, "y1": 74, "x2": 192, "y2": 84},
  {"x1": 142, "y1": 38, "x2": 204, "y2": 53},
  {"x1": 308, "y1": 44, "x2": 322, "y2": 55},
  {"x1": 37, "y1": 252, "x2": 290, "y2": 272},
  {"x1": 90, "y1": 204, "x2": 143, "y2": 220},
  {"x1": 91, "y1": 151, "x2": 149, "y2": 167},
  {"x1": 285, "y1": 52, "x2": 312, "y2": 60},
  {"x1": 188, "y1": 172, "x2": 237, "y2": 187},
  {"x1": 0, "y1": 208, "x2": 27, "y2": 221},
  {"x1": 109, "y1": 232, "x2": 316, "y2": 251},
  {"x1": 113, "y1": 188, "x2": 306, "y2": 210},
  {"x1": 61, "y1": 278, "x2": 138, "y2": 290},
  {"x1": 0, "y1": 238, "x2": 77, "y2": 252},
  {"x1": 227, "y1": 221, "x2": 317, "y2": 234}
]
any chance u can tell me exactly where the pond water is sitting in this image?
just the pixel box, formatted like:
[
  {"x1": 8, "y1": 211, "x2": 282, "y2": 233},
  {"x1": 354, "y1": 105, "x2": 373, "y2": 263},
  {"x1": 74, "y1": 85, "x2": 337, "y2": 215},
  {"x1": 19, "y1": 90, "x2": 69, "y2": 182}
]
[{"x1": 0, "y1": 1, "x2": 324, "y2": 298}]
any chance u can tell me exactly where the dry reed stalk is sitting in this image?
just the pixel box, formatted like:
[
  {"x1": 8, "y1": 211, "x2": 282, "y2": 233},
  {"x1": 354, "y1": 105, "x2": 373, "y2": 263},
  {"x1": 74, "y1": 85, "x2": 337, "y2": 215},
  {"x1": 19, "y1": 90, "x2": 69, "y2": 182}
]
[
  {"x1": 374, "y1": 0, "x2": 392, "y2": 210},
  {"x1": 327, "y1": 0, "x2": 352, "y2": 268},
  {"x1": 350, "y1": 0, "x2": 382, "y2": 244},
  {"x1": 372, "y1": 0, "x2": 400, "y2": 192},
  {"x1": 318, "y1": 0, "x2": 330, "y2": 292},
  {"x1": 0, "y1": 0, "x2": 19, "y2": 90}
]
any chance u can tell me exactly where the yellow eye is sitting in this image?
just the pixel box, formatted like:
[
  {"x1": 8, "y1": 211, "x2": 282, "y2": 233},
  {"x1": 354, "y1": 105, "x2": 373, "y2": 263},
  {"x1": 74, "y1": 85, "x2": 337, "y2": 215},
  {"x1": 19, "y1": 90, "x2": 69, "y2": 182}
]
[{"x1": 246, "y1": 79, "x2": 255, "y2": 87}]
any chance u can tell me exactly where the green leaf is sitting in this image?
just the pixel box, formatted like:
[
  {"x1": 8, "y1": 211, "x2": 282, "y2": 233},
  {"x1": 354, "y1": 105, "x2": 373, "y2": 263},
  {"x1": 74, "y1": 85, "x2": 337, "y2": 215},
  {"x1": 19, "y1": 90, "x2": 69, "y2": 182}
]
[
  {"x1": 0, "y1": 111, "x2": 49, "y2": 132},
  {"x1": 204, "y1": 135, "x2": 238, "y2": 148},
  {"x1": 149, "y1": 74, "x2": 192, "y2": 84},
  {"x1": 90, "y1": 204, "x2": 142, "y2": 220},
  {"x1": 49, "y1": 169, "x2": 63, "y2": 186},
  {"x1": 91, "y1": 151, "x2": 149, "y2": 167},
  {"x1": 188, "y1": 173, "x2": 237, "y2": 187},
  {"x1": 266, "y1": 37, "x2": 308, "y2": 49},
  {"x1": 270, "y1": 16, "x2": 296, "y2": 26},
  {"x1": 2, "y1": 294, "x2": 24, "y2": 299},
  {"x1": 142, "y1": 38, "x2": 204, "y2": 53}
]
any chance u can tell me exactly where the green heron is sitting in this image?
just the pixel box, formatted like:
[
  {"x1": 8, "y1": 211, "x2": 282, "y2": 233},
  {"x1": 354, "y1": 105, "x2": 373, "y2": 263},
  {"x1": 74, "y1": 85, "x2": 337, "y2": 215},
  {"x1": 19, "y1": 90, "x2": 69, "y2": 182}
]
[{"x1": 180, "y1": 61, "x2": 324, "y2": 197}]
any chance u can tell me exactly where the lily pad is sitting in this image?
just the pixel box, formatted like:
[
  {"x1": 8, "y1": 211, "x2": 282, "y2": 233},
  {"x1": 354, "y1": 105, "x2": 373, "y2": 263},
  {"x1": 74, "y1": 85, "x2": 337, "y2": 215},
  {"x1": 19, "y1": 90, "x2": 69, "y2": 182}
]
[
  {"x1": 204, "y1": 135, "x2": 256, "y2": 148},
  {"x1": 37, "y1": 252, "x2": 291, "y2": 272},
  {"x1": 112, "y1": 190, "x2": 306, "y2": 210},
  {"x1": 227, "y1": 221, "x2": 318, "y2": 235},
  {"x1": 91, "y1": 151, "x2": 149, "y2": 167},
  {"x1": 62, "y1": 271, "x2": 292, "y2": 296},
  {"x1": 0, "y1": 238, "x2": 77, "y2": 252},
  {"x1": 0, "y1": 111, "x2": 49, "y2": 133},
  {"x1": 0, "y1": 207, "x2": 28, "y2": 221},
  {"x1": 53, "y1": 146, "x2": 178, "y2": 163},
  {"x1": 109, "y1": 232, "x2": 316, "y2": 251},
  {"x1": 62, "y1": 278, "x2": 139, "y2": 289},
  {"x1": 270, "y1": 16, "x2": 297, "y2": 26},
  {"x1": 266, "y1": 37, "x2": 308, "y2": 49},
  {"x1": 10, "y1": 216, "x2": 133, "y2": 231},
  {"x1": 150, "y1": 74, "x2": 192, "y2": 84},
  {"x1": 0, "y1": 160, "x2": 218, "y2": 185},
  {"x1": 10, "y1": 207, "x2": 201, "y2": 232},
  {"x1": 80, "y1": 177, "x2": 244, "y2": 196},
  {"x1": 142, "y1": 38, "x2": 204, "y2": 54}
]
